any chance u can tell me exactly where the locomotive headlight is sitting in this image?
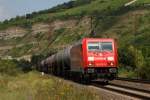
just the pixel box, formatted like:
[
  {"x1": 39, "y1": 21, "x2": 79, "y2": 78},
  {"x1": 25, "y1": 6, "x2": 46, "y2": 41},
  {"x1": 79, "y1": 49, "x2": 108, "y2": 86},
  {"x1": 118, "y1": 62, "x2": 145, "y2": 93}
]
[
  {"x1": 89, "y1": 61, "x2": 94, "y2": 66},
  {"x1": 89, "y1": 63, "x2": 92, "y2": 66},
  {"x1": 107, "y1": 57, "x2": 114, "y2": 61},
  {"x1": 110, "y1": 62, "x2": 114, "y2": 66},
  {"x1": 88, "y1": 57, "x2": 94, "y2": 61}
]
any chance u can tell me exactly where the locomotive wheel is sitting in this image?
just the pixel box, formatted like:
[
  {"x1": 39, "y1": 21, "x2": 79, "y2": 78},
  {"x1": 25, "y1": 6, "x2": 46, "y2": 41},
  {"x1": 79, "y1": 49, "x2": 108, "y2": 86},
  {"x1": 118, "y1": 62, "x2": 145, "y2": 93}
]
[
  {"x1": 103, "y1": 80, "x2": 109, "y2": 85},
  {"x1": 80, "y1": 74, "x2": 90, "y2": 84}
]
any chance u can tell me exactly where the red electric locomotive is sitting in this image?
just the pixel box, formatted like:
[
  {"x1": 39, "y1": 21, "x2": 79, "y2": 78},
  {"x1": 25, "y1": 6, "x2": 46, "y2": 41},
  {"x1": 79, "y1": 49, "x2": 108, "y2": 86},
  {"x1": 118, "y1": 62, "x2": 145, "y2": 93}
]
[{"x1": 39, "y1": 38, "x2": 118, "y2": 82}]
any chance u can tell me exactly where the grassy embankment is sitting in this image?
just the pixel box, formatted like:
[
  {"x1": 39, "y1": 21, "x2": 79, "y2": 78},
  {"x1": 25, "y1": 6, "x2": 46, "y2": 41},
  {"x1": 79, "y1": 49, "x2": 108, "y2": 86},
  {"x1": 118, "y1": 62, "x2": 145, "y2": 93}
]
[
  {"x1": 0, "y1": 72, "x2": 101, "y2": 100},
  {"x1": 0, "y1": 59, "x2": 101, "y2": 100}
]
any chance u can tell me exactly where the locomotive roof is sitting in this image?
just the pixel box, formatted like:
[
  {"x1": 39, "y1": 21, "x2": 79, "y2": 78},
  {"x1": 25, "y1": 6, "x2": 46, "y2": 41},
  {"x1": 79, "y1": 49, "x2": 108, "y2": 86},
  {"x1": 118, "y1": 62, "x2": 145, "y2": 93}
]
[{"x1": 84, "y1": 38, "x2": 115, "y2": 41}]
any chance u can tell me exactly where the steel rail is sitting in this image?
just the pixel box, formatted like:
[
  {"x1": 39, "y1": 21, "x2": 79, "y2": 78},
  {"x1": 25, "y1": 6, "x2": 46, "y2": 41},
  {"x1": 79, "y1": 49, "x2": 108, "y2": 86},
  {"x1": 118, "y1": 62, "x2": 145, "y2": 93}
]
[
  {"x1": 109, "y1": 83, "x2": 150, "y2": 94},
  {"x1": 116, "y1": 77, "x2": 150, "y2": 84},
  {"x1": 91, "y1": 81, "x2": 150, "y2": 100}
]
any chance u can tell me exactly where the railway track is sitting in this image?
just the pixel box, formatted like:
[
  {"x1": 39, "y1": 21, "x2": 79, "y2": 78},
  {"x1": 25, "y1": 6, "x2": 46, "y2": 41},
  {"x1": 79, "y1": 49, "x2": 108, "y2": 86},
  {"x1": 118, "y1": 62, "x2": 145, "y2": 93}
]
[
  {"x1": 42, "y1": 73, "x2": 150, "y2": 99},
  {"x1": 116, "y1": 77, "x2": 150, "y2": 84},
  {"x1": 91, "y1": 80, "x2": 150, "y2": 100}
]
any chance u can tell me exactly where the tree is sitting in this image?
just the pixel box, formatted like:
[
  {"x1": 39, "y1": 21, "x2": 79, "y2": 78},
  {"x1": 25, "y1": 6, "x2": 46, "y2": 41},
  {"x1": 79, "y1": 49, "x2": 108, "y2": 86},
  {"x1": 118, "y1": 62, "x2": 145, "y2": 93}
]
[
  {"x1": 128, "y1": 45, "x2": 146, "y2": 69},
  {"x1": 31, "y1": 54, "x2": 44, "y2": 67},
  {"x1": 18, "y1": 59, "x2": 32, "y2": 72},
  {"x1": 119, "y1": 45, "x2": 148, "y2": 79}
]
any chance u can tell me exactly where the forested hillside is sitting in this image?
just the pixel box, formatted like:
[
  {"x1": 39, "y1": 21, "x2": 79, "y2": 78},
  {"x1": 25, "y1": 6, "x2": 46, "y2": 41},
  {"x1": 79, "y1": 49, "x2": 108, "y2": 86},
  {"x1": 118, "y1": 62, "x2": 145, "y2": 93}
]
[{"x1": 0, "y1": 0, "x2": 150, "y2": 79}]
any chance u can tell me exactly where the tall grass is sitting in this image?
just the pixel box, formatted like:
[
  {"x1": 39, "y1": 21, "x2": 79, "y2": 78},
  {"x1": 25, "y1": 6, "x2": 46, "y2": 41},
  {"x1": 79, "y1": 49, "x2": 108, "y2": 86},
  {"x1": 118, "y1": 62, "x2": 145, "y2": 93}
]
[{"x1": 0, "y1": 72, "x2": 101, "y2": 100}]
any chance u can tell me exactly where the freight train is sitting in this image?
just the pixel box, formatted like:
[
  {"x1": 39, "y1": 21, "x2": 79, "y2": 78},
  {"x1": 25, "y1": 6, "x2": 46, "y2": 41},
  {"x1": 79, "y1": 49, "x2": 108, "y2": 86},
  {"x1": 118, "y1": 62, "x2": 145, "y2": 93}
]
[{"x1": 37, "y1": 38, "x2": 118, "y2": 83}]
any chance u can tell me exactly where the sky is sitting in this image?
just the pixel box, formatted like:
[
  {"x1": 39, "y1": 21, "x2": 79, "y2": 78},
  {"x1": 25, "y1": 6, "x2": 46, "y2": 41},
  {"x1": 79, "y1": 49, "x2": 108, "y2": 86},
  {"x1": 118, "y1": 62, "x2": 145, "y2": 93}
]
[{"x1": 0, "y1": 0, "x2": 71, "y2": 21}]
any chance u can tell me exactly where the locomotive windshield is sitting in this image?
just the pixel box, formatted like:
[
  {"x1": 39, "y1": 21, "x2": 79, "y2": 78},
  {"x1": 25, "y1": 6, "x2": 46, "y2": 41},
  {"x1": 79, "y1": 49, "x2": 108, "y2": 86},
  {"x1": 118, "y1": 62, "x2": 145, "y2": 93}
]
[
  {"x1": 88, "y1": 42, "x2": 99, "y2": 51},
  {"x1": 88, "y1": 42, "x2": 113, "y2": 52},
  {"x1": 101, "y1": 42, "x2": 112, "y2": 51}
]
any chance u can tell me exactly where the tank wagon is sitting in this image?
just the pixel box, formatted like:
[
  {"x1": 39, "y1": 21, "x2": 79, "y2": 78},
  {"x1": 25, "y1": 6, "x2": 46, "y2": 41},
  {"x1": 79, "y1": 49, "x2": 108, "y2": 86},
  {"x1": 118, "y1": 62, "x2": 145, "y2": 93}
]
[{"x1": 38, "y1": 38, "x2": 118, "y2": 82}]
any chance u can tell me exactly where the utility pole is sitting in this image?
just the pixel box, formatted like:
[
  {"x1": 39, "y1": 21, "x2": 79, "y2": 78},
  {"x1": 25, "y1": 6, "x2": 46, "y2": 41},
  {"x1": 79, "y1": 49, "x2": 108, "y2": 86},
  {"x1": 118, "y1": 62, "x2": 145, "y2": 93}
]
[{"x1": 90, "y1": 14, "x2": 98, "y2": 37}]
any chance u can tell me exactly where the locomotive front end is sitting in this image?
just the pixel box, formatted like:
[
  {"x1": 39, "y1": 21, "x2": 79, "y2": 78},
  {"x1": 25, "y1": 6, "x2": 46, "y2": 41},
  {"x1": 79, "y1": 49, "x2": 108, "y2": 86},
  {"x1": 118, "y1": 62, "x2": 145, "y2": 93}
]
[{"x1": 82, "y1": 38, "x2": 118, "y2": 80}]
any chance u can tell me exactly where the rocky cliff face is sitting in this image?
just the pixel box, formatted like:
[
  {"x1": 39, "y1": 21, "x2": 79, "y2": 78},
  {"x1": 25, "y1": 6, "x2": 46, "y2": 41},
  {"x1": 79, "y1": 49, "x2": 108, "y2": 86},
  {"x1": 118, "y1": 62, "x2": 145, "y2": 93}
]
[
  {"x1": 0, "y1": 17, "x2": 91, "y2": 58},
  {"x1": 0, "y1": 27, "x2": 27, "y2": 39}
]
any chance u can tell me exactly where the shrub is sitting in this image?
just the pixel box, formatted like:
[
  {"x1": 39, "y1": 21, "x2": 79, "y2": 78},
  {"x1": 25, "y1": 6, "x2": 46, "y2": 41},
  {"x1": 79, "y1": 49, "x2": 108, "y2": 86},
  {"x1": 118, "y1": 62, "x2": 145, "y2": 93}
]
[
  {"x1": 17, "y1": 59, "x2": 32, "y2": 73},
  {"x1": 0, "y1": 59, "x2": 21, "y2": 75},
  {"x1": 31, "y1": 54, "x2": 45, "y2": 67},
  {"x1": 118, "y1": 45, "x2": 150, "y2": 79}
]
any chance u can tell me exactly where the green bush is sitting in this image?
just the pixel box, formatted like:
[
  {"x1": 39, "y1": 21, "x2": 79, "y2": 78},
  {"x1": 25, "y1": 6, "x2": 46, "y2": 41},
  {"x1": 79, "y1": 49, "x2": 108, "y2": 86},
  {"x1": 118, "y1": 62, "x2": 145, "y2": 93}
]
[
  {"x1": 118, "y1": 45, "x2": 150, "y2": 79},
  {"x1": 137, "y1": 58, "x2": 150, "y2": 79},
  {"x1": 118, "y1": 67, "x2": 137, "y2": 78},
  {"x1": 7, "y1": 44, "x2": 33, "y2": 57},
  {"x1": 31, "y1": 54, "x2": 45, "y2": 67},
  {"x1": 17, "y1": 60, "x2": 32, "y2": 73},
  {"x1": 0, "y1": 59, "x2": 21, "y2": 75}
]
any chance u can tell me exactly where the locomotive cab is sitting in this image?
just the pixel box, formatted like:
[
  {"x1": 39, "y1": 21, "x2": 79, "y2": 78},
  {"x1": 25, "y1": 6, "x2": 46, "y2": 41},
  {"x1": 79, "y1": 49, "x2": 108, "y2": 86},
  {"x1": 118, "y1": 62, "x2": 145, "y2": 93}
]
[{"x1": 82, "y1": 38, "x2": 118, "y2": 80}]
